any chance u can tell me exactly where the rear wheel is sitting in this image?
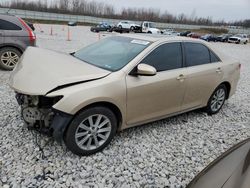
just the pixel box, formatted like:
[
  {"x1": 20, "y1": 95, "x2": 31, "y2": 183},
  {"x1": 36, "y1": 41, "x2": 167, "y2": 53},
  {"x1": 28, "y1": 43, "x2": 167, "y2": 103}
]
[
  {"x1": 130, "y1": 26, "x2": 135, "y2": 31},
  {"x1": 0, "y1": 47, "x2": 21, "y2": 70},
  {"x1": 206, "y1": 84, "x2": 227, "y2": 115},
  {"x1": 64, "y1": 106, "x2": 117, "y2": 156}
]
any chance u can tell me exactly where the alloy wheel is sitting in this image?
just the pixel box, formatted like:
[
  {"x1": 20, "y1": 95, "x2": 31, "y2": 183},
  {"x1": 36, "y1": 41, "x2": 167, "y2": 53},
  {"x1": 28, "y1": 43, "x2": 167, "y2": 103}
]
[
  {"x1": 75, "y1": 114, "x2": 112, "y2": 151},
  {"x1": 210, "y1": 88, "x2": 225, "y2": 112},
  {"x1": 1, "y1": 51, "x2": 19, "y2": 68}
]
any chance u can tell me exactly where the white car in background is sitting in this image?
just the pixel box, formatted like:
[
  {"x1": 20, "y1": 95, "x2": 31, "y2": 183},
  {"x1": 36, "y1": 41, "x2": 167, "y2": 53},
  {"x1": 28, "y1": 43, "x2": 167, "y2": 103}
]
[
  {"x1": 162, "y1": 28, "x2": 180, "y2": 36},
  {"x1": 117, "y1": 21, "x2": 140, "y2": 31},
  {"x1": 228, "y1": 34, "x2": 249, "y2": 44}
]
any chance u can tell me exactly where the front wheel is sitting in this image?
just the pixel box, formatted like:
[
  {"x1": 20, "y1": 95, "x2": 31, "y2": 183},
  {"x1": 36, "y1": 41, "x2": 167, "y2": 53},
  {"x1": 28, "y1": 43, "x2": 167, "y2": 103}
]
[
  {"x1": 206, "y1": 84, "x2": 227, "y2": 115},
  {"x1": 0, "y1": 47, "x2": 21, "y2": 70},
  {"x1": 64, "y1": 106, "x2": 117, "y2": 156}
]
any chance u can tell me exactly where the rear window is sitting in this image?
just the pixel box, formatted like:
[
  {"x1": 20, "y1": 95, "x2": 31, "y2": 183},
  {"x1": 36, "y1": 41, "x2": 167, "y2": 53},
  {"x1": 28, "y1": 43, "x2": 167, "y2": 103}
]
[
  {"x1": 210, "y1": 51, "x2": 220, "y2": 63},
  {"x1": 184, "y1": 42, "x2": 210, "y2": 66},
  {"x1": 0, "y1": 19, "x2": 22, "y2": 30}
]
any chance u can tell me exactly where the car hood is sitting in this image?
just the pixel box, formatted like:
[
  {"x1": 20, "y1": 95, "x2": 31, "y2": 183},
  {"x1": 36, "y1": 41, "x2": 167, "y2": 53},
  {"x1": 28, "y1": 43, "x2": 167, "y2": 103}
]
[
  {"x1": 9, "y1": 47, "x2": 111, "y2": 95},
  {"x1": 187, "y1": 138, "x2": 250, "y2": 188}
]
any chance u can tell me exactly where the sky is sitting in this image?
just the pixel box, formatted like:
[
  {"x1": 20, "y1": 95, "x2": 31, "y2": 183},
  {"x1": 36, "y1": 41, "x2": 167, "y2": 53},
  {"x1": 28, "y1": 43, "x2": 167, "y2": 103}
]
[
  {"x1": 2, "y1": 0, "x2": 250, "y2": 21},
  {"x1": 100, "y1": 0, "x2": 250, "y2": 21}
]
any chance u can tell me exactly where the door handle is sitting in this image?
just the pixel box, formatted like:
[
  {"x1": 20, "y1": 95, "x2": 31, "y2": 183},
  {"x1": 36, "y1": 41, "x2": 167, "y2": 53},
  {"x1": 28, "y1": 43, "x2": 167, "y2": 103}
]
[
  {"x1": 177, "y1": 74, "x2": 185, "y2": 81},
  {"x1": 216, "y1": 67, "x2": 222, "y2": 73}
]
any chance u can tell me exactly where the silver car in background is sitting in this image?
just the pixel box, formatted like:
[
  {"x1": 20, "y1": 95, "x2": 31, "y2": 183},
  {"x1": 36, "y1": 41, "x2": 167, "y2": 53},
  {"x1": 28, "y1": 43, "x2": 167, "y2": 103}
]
[{"x1": 0, "y1": 14, "x2": 36, "y2": 70}]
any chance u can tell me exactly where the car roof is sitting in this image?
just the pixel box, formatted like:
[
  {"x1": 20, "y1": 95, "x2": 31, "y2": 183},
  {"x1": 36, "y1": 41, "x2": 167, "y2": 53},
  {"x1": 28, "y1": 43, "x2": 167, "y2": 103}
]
[
  {"x1": 120, "y1": 33, "x2": 204, "y2": 43},
  {"x1": 118, "y1": 34, "x2": 229, "y2": 61}
]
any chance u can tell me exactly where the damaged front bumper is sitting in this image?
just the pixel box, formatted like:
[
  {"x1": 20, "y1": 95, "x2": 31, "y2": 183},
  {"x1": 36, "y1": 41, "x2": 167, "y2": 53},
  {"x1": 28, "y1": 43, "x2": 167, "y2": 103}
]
[{"x1": 16, "y1": 93, "x2": 73, "y2": 143}]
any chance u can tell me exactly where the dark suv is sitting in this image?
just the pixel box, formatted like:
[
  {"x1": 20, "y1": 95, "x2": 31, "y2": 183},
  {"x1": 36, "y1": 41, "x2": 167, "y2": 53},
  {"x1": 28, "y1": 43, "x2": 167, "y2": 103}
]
[{"x1": 0, "y1": 14, "x2": 36, "y2": 70}]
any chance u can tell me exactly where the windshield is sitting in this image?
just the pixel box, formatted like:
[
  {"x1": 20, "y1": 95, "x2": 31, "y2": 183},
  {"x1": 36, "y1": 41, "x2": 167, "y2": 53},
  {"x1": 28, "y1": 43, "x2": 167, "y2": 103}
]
[
  {"x1": 74, "y1": 36, "x2": 150, "y2": 71},
  {"x1": 148, "y1": 23, "x2": 156, "y2": 28}
]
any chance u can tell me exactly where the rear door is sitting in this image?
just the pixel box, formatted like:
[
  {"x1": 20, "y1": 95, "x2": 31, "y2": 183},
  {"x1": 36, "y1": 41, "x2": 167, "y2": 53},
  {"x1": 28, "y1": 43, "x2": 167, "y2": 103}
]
[
  {"x1": 181, "y1": 42, "x2": 223, "y2": 110},
  {"x1": 0, "y1": 18, "x2": 23, "y2": 44},
  {"x1": 0, "y1": 28, "x2": 4, "y2": 44},
  {"x1": 0, "y1": 19, "x2": 6, "y2": 44}
]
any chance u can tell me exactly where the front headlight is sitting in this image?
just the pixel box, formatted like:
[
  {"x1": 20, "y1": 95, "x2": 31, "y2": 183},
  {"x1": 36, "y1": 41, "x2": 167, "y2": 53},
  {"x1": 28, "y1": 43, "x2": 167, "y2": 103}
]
[{"x1": 38, "y1": 96, "x2": 63, "y2": 108}]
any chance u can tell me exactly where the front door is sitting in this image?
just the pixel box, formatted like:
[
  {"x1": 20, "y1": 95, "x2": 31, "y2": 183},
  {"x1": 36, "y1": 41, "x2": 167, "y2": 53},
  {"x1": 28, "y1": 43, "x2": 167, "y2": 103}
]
[{"x1": 126, "y1": 42, "x2": 187, "y2": 125}]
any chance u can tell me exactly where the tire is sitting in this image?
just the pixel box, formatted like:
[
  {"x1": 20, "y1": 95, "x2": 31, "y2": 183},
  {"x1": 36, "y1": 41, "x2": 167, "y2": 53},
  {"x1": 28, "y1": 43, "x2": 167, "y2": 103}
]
[
  {"x1": 130, "y1": 26, "x2": 135, "y2": 31},
  {"x1": 147, "y1": 31, "x2": 152, "y2": 34},
  {"x1": 118, "y1": 25, "x2": 122, "y2": 29},
  {"x1": 206, "y1": 84, "x2": 227, "y2": 115},
  {"x1": 64, "y1": 106, "x2": 117, "y2": 156},
  {"x1": 0, "y1": 47, "x2": 21, "y2": 71}
]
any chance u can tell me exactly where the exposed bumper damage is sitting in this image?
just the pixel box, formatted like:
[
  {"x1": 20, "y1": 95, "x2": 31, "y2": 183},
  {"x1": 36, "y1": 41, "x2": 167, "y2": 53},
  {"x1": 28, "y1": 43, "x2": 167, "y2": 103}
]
[{"x1": 16, "y1": 93, "x2": 73, "y2": 142}]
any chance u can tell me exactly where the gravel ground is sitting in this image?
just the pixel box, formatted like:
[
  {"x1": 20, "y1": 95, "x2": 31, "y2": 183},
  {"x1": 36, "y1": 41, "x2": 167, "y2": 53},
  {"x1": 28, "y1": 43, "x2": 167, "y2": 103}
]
[{"x1": 0, "y1": 24, "x2": 250, "y2": 188}]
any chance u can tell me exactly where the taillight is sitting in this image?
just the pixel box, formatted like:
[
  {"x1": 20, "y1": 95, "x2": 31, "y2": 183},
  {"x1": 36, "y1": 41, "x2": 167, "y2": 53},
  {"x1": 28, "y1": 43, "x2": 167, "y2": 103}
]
[{"x1": 18, "y1": 17, "x2": 36, "y2": 43}]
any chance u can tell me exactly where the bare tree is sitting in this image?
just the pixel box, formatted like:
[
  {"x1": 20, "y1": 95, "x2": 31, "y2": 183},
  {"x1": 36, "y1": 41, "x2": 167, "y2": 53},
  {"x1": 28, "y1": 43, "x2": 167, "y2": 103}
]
[
  {"x1": 59, "y1": 0, "x2": 69, "y2": 11},
  {"x1": 72, "y1": 0, "x2": 79, "y2": 13}
]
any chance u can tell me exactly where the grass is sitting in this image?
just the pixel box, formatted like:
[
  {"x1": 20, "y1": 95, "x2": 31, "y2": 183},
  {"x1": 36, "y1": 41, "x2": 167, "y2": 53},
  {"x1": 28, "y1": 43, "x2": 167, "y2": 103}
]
[{"x1": 23, "y1": 18, "x2": 96, "y2": 26}]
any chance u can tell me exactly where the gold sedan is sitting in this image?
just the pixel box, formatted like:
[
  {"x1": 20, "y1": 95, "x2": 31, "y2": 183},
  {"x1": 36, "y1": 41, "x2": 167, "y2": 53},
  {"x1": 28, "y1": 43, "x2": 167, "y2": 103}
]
[{"x1": 9, "y1": 35, "x2": 240, "y2": 156}]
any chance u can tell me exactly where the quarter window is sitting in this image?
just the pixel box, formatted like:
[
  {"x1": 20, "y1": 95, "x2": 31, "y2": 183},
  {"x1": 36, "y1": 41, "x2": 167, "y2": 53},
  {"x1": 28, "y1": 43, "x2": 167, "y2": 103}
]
[
  {"x1": 141, "y1": 42, "x2": 183, "y2": 72},
  {"x1": 184, "y1": 43, "x2": 210, "y2": 66},
  {"x1": 210, "y1": 51, "x2": 220, "y2": 63},
  {"x1": 0, "y1": 19, "x2": 21, "y2": 30}
]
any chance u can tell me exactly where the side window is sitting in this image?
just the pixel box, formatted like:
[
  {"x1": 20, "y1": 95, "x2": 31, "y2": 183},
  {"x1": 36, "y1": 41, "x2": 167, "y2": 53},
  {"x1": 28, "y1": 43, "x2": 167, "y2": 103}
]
[
  {"x1": 140, "y1": 42, "x2": 183, "y2": 72},
  {"x1": 210, "y1": 51, "x2": 220, "y2": 63},
  {"x1": 184, "y1": 43, "x2": 210, "y2": 66},
  {"x1": 0, "y1": 19, "x2": 22, "y2": 30}
]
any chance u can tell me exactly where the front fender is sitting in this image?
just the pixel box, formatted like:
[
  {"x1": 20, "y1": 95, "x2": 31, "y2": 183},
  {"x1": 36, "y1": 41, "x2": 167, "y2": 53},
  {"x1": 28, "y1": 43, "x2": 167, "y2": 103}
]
[{"x1": 46, "y1": 75, "x2": 127, "y2": 120}]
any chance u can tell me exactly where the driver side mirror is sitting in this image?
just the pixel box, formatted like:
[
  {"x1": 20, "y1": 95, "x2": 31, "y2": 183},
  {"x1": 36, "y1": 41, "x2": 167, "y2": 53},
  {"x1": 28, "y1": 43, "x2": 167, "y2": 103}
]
[{"x1": 136, "y1": 64, "x2": 156, "y2": 76}]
